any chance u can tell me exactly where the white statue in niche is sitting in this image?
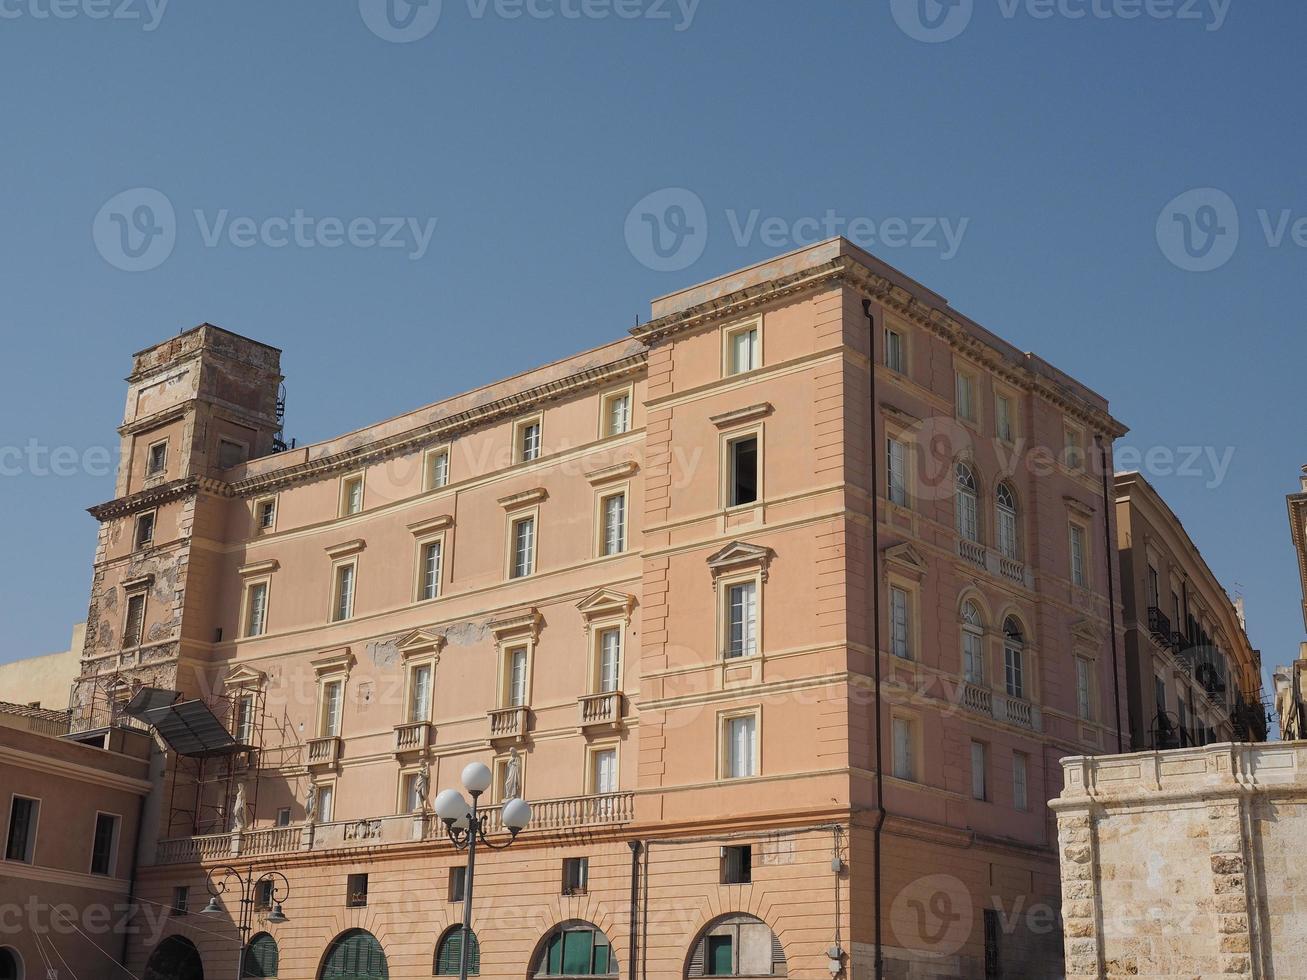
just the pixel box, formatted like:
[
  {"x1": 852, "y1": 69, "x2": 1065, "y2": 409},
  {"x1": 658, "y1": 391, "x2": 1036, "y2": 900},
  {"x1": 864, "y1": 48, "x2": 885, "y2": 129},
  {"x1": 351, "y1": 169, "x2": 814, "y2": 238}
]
[
  {"x1": 231, "y1": 783, "x2": 249, "y2": 833},
  {"x1": 504, "y1": 747, "x2": 523, "y2": 800},
  {"x1": 415, "y1": 763, "x2": 430, "y2": 812},
  {"x1": 305, "y1": 783, "x2": 318, "y2": 823}
]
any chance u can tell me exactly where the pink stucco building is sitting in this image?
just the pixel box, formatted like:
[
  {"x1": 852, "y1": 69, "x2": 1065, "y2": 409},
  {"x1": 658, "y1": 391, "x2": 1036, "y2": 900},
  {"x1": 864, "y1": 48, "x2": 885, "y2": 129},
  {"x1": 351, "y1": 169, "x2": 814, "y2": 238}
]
[{"x1": 56, "y1": 238, "x2": 1134, "y2": 979}]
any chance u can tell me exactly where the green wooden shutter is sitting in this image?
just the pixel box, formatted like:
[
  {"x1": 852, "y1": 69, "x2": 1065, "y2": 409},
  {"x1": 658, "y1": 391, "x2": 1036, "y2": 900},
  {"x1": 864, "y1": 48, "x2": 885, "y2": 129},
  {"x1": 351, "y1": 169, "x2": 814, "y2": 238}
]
[
  {"x1": 242, "y1": 934, "x2": 279, "y2": 978},
  {"x1": 707, "y1": 936, "x2": 732, "y2": 977},
  {"x1": 323, "y1": 930, "x2": 388, "y2": 980},
  {"x1": 436, "y1": 929, "x2": 479, "y2": 976}
]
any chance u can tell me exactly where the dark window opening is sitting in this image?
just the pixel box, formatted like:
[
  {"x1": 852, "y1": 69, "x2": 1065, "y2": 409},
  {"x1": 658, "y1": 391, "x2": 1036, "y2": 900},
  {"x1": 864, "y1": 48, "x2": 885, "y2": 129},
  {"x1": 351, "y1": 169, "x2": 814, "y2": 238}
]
[
  {"x1": 722, "y1": 845, "x2": 752, "y2": 885},
  {"x1": 984, "y1": 908, "x2": 1001, "y2": 978},
  {"x1": 449, "y1": 866, "x2": 467, "y2": 903},
  {"x1": 346, "y1": 873, "x2": 368, "y2": 908},
  {"x1": 562, "y1": 857, "x2": 589, "y2": 896},
  {"x1": 729, "y1": 437, "x2": 758, "y2": 507},
  {"x1": 90, "y1": 813, "x2": 117, "y2": 875}
]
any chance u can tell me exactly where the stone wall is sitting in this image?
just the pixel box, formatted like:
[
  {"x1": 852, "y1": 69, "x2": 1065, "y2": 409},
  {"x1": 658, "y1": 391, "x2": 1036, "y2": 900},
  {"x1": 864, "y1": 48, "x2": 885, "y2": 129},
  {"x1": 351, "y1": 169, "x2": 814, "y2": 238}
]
[{"x1": 1052, "y1": 742, "x2": 1307, "y2": 979}]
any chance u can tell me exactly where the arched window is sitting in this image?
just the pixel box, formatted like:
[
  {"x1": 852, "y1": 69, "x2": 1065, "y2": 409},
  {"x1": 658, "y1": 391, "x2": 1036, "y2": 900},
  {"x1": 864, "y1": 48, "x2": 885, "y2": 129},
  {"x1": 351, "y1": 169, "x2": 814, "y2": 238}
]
[
  {"x1": 1003, "y1": 617, "x2": 1025, "y2": 700},
  {"x1": 320, "y1": 929, "x2": 388, "y2": 980},
  {"x1": 533, "y1": 921, "x2": 616, "y2": 977},
  {"x1": 995, "y1": 483, "x2": 1018, "y2": 559},
  {"x1": 243, "y1": 933, "x2": 279, "y2": 978},
  {"x1": 685, "y1": 914, "x2": 787, "y2": 977},
  {"x1": 144, "y1": 936, "x2": 203, "y2": 980},
  {"x1": 955, "y1": 463, "x2": 980, "y2": 542},
  {"x1": 435, "y1": 927, "x2": 480, "y2": 976},
  {"x1": 961, "y1": 600, "x2": 985, "y2": 684}
]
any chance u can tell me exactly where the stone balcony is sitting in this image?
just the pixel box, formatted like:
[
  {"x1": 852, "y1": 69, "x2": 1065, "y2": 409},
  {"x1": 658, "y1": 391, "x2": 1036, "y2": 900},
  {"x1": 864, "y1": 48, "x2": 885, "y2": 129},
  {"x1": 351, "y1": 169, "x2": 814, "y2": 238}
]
[
  {"x1": 488, "y1": 705, "x2": 529, "y2": 743},
  {"x1": 393, "y1": 721, "x2": 434, "y2": 755},
  {"x1": 956, "y1": 538, "x2": 1031, "y2": 589},
  {"x1": 577, "y1": 691, "x2": 624, "y2": 731},
  {"x1": 148, "y1": 791, "x2": 636, "y2": 866},
  {"x1": 306, "y1": 735, "x2": 341, "y2": 767},
  {"x1": 961, "y1": 682, "x2": 1042, "y2": 731}
]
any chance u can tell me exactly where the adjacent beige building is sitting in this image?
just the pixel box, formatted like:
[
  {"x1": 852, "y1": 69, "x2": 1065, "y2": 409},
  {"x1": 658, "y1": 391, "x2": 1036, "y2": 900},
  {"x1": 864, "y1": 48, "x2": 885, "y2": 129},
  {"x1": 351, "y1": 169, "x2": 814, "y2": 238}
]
[
  {"x1": 45, "y1": 238, "x2": 1147, "y2": 979},
  {"x1": 0, "y1": 622, "x2": 85, "y2": 710}
]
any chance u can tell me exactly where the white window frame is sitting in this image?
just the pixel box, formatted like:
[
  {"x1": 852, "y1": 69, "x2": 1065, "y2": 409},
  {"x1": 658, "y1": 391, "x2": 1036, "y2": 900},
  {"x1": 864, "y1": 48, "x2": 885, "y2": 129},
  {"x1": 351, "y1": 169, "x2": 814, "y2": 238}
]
[
  {"x1": 330, "y1": 558, "x2": 358, "y2": 622},
  {"x1": 507, "y1": 511, "x2": 538, "y2": 579},
  {"x1": 719, "y1": 708, "x2": 760, "y2": 780},
  {"x1": 241, "y1": 578, "x2": 271, "y2": 639},
  {"x1": 722, "y1": 317, "x2": 763, "y2": 377},
  {"x1": 962, "y1": 600, "x2": 985, "y2": 684},
  {"x1": 1069, "y1": 521, "x2": 1089, "y2": 588},
  {"x1": 889, "y1": 584, "x2": 913, "y2": 661},
  {"x1": 887, "y1": 436, "x2": 909, "y2": 508},
  {"x1": 955, "y1": 369, "x2": 978, "y2": 424},
  {"x1": 719, "y1": 572, "x2": 761, "y2": 661},
  {"x1": 414, "y1": 533, "x2": 445, "y2": 603},
  {"x1": 970, "y1": 740, "x2": 988, "y2": 801},
  {"x1": 721, "y1": 426, "x2": 763, "y2": 510},
  {"x1": 498, "y1": 642, "x2": 533, "y2": 709},
  {"x1": 596, "y1": 487, "x2": 628, "y2": 557},
  {"x1": 955, "y1": 463, "x2": 980, "y2": 543},
  {"x1": 145, "y1": 438, "x2": 168, "y2": 476},
  {"x1": 590, "y1": 620, "x2": 624, "y2": 695},
  {"x1": 318, "y1": 676, "x2": 345, "y2": 738},
  {"x1": 996, "y1": 483, "x2": 1019, "y2": 560},
  {"x1": 884, "y1": 326, "x2": 906, "y2": 374},
  {"x1": 315, "y1": 781, "x2": 336, "y2": 823},
  {"x1": 424, "y1": 446, "x2": 451, "y2": 491},
  {"x1": 339, "y1": 472, "x2": 365, "y2": 517},
  {"x1": 599, "y1": 386, "x2": 634, "y2": 438},
  {"x1": 513, "y1": 414, "x2": 544, "y2": 464},
  {"x1": 254, "y1": 496, "x2": 278, "y2": 534},
  {"x1": 89, "y1": 810, "x2": 122, "y2": 877},
  {"x1": 585, "y1": 742, "x2": 620, "y2": 796},
  {"x1": 1003, "y1": 633, "x2": 1025, "y2": 700},
  {"x1": 234, "y1": 691, "x2": 256, "y2": 744},
  {"x1": 405, "y1": 659, "x2": 435, "y2": 725}
]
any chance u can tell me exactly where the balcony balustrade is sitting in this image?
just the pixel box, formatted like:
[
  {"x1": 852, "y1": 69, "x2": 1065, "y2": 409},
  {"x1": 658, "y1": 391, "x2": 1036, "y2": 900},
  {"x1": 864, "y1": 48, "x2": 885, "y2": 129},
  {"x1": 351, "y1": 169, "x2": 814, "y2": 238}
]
[
  {"x1": 958, "y1": 538, "x2": 987, "y2": 567},
  {"x1": 306, "y1": 735, "x2": 341, "y2": 767},
  {"x1": 393, "y1": 721, "x2": 434, "y2": 754},
  {"x1": 1146, "y1": 606, "x2": 1171, "y2": 642},
  {"x1": 998, "y1": 555, "x2": 1025, "y2": 584},
  {"x1": 488, "y1": 705, "x2": 529, "y2": 742},
  {"x1": 578, "y1": 691, "x2": 624, "y2": 730},
  {"x1": 960, "y1": 682, "x2": 1043, "y2": 731}
]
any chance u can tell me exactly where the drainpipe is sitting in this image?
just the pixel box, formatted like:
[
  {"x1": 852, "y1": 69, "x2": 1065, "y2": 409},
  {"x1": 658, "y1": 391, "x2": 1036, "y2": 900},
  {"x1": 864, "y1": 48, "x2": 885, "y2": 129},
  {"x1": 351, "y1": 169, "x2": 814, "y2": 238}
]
[
  {"x1": 628, "y1": 841, "x2": 642, "y2": 980},
  {"x1": 863, "y1": 300, "x2": 886, "y2": 980},
  {"x1": 1096, "y1": 435, "x2": 1125, "y2": 754}
]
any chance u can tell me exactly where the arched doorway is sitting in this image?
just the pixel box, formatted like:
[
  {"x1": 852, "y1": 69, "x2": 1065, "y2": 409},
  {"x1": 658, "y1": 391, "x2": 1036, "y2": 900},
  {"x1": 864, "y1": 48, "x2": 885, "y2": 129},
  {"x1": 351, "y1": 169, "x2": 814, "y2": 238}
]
[
  {"x1": 684, "y1": 914, "x2": 786, "y2": 977},
  {"x1": 434, "y1": 926, "x2": 480, "y2": 976},
  {"x1": 319, "y1": 929, "x2": 388, "y2": 980},
  {"x1": 530, "y1": 921, "x2": 617, "y2": 978},
  {"x1": 0, "y1": 947, "x2": 22, "y2": 980},
  {"x1": 242, "y1": 933, "x2": 280, "y2": 978},
  {"x1": 144, "y1": 935, "x2": 204, "y2": 980}
]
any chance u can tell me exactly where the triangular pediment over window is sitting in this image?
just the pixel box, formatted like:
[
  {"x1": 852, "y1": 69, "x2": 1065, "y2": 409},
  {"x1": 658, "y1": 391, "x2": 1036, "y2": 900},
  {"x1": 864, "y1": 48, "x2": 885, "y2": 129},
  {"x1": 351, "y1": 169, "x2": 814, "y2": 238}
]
[
  {"x1": 883, "y1": 543, "x2": 929, "y2": 575},
  {"x1": 395, "y1": 628, "x2": 445, "y2": 659},
  {"x1": 577, "y1": 588, "x2": 636, "y2": 623},
  {"x1": 1070, "y1": 620, "x2": 1103, "y2": 646},
  {"x1": 706, "y1": 541, "x2": 775, "y2": 587},
  {"x1": 224, "y1": 665, "x2": 267, "y2": 690}
]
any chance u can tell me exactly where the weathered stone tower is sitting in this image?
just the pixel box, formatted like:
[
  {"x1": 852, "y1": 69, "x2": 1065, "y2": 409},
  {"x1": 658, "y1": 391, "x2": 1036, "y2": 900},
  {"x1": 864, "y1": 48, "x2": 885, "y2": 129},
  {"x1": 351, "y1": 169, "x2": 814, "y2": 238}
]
[{"x1": 72, "y1": 325, "x2": 282, "y2": 732}]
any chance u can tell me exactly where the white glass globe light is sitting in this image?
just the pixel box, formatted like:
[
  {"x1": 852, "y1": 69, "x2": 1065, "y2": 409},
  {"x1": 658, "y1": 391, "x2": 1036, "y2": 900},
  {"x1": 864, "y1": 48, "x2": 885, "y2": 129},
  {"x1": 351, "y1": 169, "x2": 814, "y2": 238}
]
[
  {"x1": 502, "y1": 797, "x2": 532, "y2": 833},
  {"x1": 434, "y1": 788, "x2": 468, "y2": 822},
  {"x1": 461, "y1": 762, "x2": 493, "y2": 795}
]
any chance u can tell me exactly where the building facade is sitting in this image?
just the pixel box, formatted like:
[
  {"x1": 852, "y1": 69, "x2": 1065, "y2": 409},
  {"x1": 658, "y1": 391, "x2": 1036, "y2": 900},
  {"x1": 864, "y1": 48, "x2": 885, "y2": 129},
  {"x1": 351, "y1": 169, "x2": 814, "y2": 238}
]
[
  {"x1": 65, "y1": 239, "x2": 1132, "y2": 979},
  {"x1": 1114, "y1": 472, "x2": 1267, "y2": 750},
  {"x1": 0, "y1": 622, "x2": 86, "y2": 711},
  {"x1": 0, "y1": 707, "x2": 153, "y2": 980}
]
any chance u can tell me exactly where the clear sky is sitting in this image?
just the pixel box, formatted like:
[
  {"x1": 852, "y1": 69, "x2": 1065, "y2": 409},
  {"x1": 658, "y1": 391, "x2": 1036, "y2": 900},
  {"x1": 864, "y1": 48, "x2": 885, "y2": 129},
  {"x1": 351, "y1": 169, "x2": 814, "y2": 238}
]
[{"x1": 0, "y1": 1, "x2": 1302, "y2": 710}]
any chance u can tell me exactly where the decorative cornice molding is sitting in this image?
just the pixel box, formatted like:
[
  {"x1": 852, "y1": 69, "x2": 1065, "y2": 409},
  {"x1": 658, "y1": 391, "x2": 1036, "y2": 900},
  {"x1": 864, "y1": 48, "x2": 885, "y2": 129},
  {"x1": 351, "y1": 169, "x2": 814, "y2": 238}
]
[
  {"x1": 488, "y1": 608, "x2": 543, "y2": 642},
  {"x1": 709, "y1": 402, "x2": 774, "y2": 429},
  {"x1": 122, "y1": 574, "x2": 154, "y2": 593},
  {"x1": 325, "y1": 539, "x2": 366, "y2": 559},
  {"x1": 1064, "y1": 495, "x2": 1096, "y2": 519},
  {"x1": 117, "y1": 403, "x2": 188, "y2": 438},
  {"x1": 584, "y1": 461, "x2": 639, "y2": 486},
  {"x1": 576, "y1": 588, "x2": 637, "y2": 625},
  {"x1": 237, "y1": 559, "x2": 279, "y2": 577},
  {"x1": 407, "y1": 514, "x2": 454, "y2": 537},
  {"x1": 88, "y1": 476, "x2": 220, "y2": 521},
  {"x1": 883, "y1": 543, "x2": 929, "y2": 577},
  {"x1": 880, "y1": 401, "x2": 921, "y2": 428},
  {"x1": 395, "y1": 628, "x2": 445, "y2": 658},
  {"x1": 311, "y1": 649, "x2": 355, "y2": 677},
  {"x1": 498, "y1": 488, "x2": 548, "y2": 511},
  {"x1": 706, "y1": 541, "x2": 775, "y2": 589},
  {"x1": 224, "y1": 665, "x2": 267, "y2": 689}
]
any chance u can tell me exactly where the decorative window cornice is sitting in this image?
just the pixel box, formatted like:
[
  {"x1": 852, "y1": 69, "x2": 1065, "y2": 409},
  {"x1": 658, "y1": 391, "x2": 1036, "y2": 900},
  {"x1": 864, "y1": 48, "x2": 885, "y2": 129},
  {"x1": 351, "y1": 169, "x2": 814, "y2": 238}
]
[
  {"x1": 325, "y1": 539, "x2": 366, "y2": 559},
  {"x1": 498, "y1": 488, "x2": 548, "y2": 511},
  {"x1": 407, "y1": 514, "x2": 453, "y2": 536},
  {"x1": 224, "y1": 665, "x2": 267, "y2": 690},
  {"x1": 1064, "y1": 496, "x2": 1096, "y2": 519},
  {"x1": 584, "y1": 461, "x2": 639, "y2": 486},
  {"x1": 706, "y1": 541, "x2": 775, "y2": 589},
  {"x1": 489, "y1": 608, "x2": 543, "y2": 642},
  {"x1": 576, "y1": 588, "x2": 637, "y2": 625},
  {"x1": 122, "y1": 574, "x2": 154, "y2": 593},
  {"x1": 311, "y1": 649, "x2": 355, "y2": 677},
  {"x1": 881, "y1": 402, "x2": 921, "y2": 427},
  {"x1": 883, "y1": 543, "x2": 929, "y2": 577},
  {"x1": 395, "y1": 628, "x2": 445, "y2": 659},
  {"x1": 238, "y1": 559, "x2": 279, "y2": 577},
  {"x1": 709, "y1": 403, "x2": 773, "y2": 429}
]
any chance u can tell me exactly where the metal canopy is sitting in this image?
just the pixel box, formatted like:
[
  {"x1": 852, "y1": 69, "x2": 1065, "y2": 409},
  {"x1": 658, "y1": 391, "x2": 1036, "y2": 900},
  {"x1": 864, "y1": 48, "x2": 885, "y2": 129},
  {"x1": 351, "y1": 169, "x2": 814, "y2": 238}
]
[
  {"x1": 143, "y1": 699, "x2": 241, "y2": 757},
  {"x1": 122, "y1": 686, "x2": 181, "y2": 719}
]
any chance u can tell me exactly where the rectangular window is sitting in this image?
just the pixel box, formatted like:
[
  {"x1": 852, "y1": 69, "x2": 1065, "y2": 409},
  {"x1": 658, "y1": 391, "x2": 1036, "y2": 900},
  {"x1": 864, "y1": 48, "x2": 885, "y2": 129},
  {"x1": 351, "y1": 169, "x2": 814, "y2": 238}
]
[
  {"x1": 518, "y1": 420, "x2": 542, "y2": 463},
  {"x1": 1004, "y1": 644, "x2": 1024, "y2": 699},
  {"x1": 890, "y1": 586, "x2": 911, "y2": 660},
  {"x1": 234, "y1": 693, "x2": 255, "y2": 743},
  {"x1": 217, "y1": 439, "x2": 246, "y2": 469},
  {"x1": 409, "y1": 663, "x2": 433, "y2": 723},
  {"x1": 402, "y1": 772, "x2": 423, "y2": 814},
  {"x1": 887, "y1": 437, "x2": 908, "y2": 507},
  {"x1": 727, "y1": 435, "x2": 758, "y2": 507},
  {"x1": 511, "y1": 515, "x2": 536, "y2": 578},
  {"x1": 123, "y1": 593, "x2": 146, "y2": 648},
  {"x1": 346, "y1": 873, "x2": 368, "y2": 908},
  {"x1": 146, "y1": 440, "x2": 168, "y2": 475},
  {"x1": 1154, "y1": 676, "x2": 1167, "y2": 716},
  {"x1": 725, "y1": 714, "x2": 757, "y2": 779},
  {"x1": 726, "y1": 582, "x2": 758, "y2": 659},
  {"x1": 956, "y1": 372, "x2": 976, "y2": 422},
  {"x1": 425, "y1": 448, "x2": 450, "y2": 490},
  {"x1": 885, "y1": 327, "x2": 905, "y2": 373},
  {"x1": 317, "y1": 784, "x2": 335, "y2": 823},
  {"x1": 134, "y1": 512, "x2": 156, "y2": 550},
  {"x1": 601, "y1": 492, "x2": 626, "y2": 556},
  {"x1": 597, "y1": 628, "x2": 621, "y2": 694},
  {"x1": 1070, "y1": 524, "x2": 1087, "y2": 587},
  {"x1": 591, "y1": 747, "x2": 618, "y2": 795},
  {"x1": 448, "y1": 866, "x2": 467, "y2": 902},
  {"x1": 5, "y1": 797, "x2": 38, "y2": 863},
  {"x1": 562, "y1": 857, "x2": 589, "y2": 895},
  {"x1": 1076, "y1": 657, "x2": 1093, "y2": 720},
  {"x1": 603, "y1": 391, "x2": 631, "y2": 437},
  {"x1": 244, "y1": 581, "x2": 269, "y2": 638},
  {"x1": 332, "y1": 562, "x2": 356, "y2": 621},
  {"x1": 321, "y1": 680, "x2": 344, "y2": 737},
  {"x1": 984, "y1": 908, "x2": 1001, "y2": 979},
  {"x1": 963, "y1": 631, "x2": 984, "y2": 684},
  {"x1": 1012, "y1": 752, "x2": 1029, "y2": 811},
  {"x1": 1146, "y1": 564, "x2": 1160, "y2": 609},
  {"x1": 726, "y1": 324, "x2": 760, "y2": 375},
  {"x1": 254, "y1": 880, "x2": 274, "y2": 910},
  {"x1": 90, "y1": 813, "x2": 119, "y2": 875},
  {"x1": 706, "y1": 935, "x2": 733, "y2": 977},
  {"x1": 256, "y1": 498, "x2": 277, "y2": 531},
  {"x1": 420, "y1": 539, "x2": 443, "y2": 600},
  {"x1": 171, "y1": 886, "x2": 189, "y2": 916},
  {"x1": 275, "y1": 808, "x2": 291, "y2": 827},
  {"x1": 721, "y1": 845, "x2": 752, "y2": 884},
  {"x1": 995, "y1": 393, "x2": 1014, "y2": 443},
  {"x1": 1064, "y1": 424, "x2": 1084, "y2": 470},
  {"x1": 892, "y1": 716, "x2": 915, "y2": 780},
  {"x1": 508, "y1": 647, "x2": 528, "y2": 707},
  {"x1": 341, "y1": 474, "x2": 364, "y2": 516},
  {"x1": 971, "y1": 741, "x2": 988, "y2": 801}
]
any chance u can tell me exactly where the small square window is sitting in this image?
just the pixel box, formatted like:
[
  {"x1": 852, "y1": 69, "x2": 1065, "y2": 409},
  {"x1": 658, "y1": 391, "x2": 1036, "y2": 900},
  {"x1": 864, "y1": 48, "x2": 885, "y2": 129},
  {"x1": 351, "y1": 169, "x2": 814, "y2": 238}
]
[
  {"x1": 721, "y1": 845, "x2": 752, "y2": 884},
  {"x1": 601, "y1": 391, "x2": 632, "y2": 437},
  {"x1": 449, "y1": 866, "x2": 467, "y2": 903},
  {"x1": 725, "y1": 323, "x2": 761, "y2": 376},
  {"x1": 346, "y1": 873, "x2": 369, "y2": 908},
  {"x1": 146, "y1": 441, "x2": 168, "y2": 476},
  {"x1": 171, "y1": 886, "x2": 189, "y2": 916},
  {"x1": 562, "y1": 857, "x2": 589, "y2": 896},
  {"x1": 134, "y1": 512, "x2": 156, "y2": 550},
  {"x1": 256, "y1": 498, "x2": 277, "y2": 532},
  {"x1": 275, "y1": 807, "x2": 291, "y2": 827},
  {"x1": 727, "y1": 435, "x2": 758, "y2": 508}
]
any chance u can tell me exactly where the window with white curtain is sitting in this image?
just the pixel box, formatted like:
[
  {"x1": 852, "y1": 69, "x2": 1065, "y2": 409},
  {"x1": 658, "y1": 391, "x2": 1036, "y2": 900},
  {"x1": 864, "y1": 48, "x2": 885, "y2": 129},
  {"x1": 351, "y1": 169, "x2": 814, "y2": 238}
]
[
  {"x1": 512, "y1": 516, "x2": 536, "y2": 578},
  {"x1": 245, "y1": 581, "x2": 269, "y2": 637},
  {"x1": 597, "y1": 628, "x2": 621, "y2": 694},
  {"x1": 726, "y1": 582, "x2": 758, "y2": 659},
  {"x1": 890, "y1": 586, "x2": 911, "y2": 660},
  {"x1": 591, "y1": 748, "x2": 618, "y2": 795},
  {"x1": 725, "y1": 715, "x2": 757, "y2": 779},
  {"x1": 956, "y1": 463, "x2": 980, "y2": 542},
  {"x1": 508, "y1": 648, "x2": 528, "y2": 707},
  {"x1": 420, "y1": 539, "x2": 443, "y2": 600},
  {"x1": 996, "y1": 483, "x2": 1018, "y2": 559},
  {"x1": 602, "y1": 492, "x2": 626, "y2": 556},
  {"x1": 321, "y1": 679, "x2": 343, "y2": 737},
  {"x1": 887, "y1": 438, "x2": 908, "y2": 507},
  {"x1": 892, "y1": 717, "x2": 915, "y2": 780},
  {"x1": 409, "y1": 663, "x2": 433, "y2": 723},
  {"x1": 727, "y1": 325, "x2": 760, "y2": 375},
  {"x1": 962, "y1": 600, "x2": 985, "y2": 683}
]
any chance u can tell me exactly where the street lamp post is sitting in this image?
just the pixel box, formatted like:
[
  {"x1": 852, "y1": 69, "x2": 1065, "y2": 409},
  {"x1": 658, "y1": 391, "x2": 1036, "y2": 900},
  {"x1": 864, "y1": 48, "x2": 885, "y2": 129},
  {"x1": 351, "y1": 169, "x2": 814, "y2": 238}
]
[
  {"x1": 434, "y1": 762, "x2": 532, "y2": 980},
  {"x1": 200, "y1": 864, "x2": 290, "y2": 980}
]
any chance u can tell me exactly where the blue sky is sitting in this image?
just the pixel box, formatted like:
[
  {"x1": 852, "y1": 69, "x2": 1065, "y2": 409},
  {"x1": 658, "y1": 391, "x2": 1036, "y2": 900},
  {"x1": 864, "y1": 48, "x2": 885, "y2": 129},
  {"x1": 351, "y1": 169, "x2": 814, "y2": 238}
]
[{"x1": 0, "y1": 0, "x2": 1302, "y2": 709}]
